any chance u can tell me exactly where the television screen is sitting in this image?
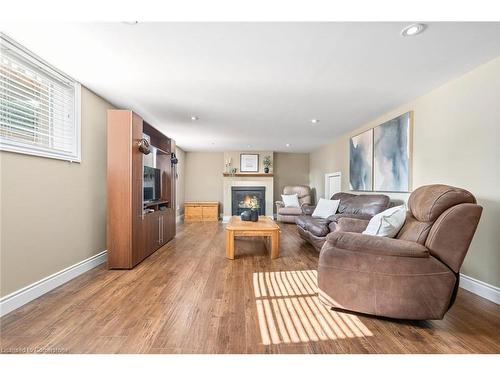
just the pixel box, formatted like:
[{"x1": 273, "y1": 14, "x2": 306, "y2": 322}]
[{"x1": 144, "y1": 166, "x2": 161, "y2": 202}]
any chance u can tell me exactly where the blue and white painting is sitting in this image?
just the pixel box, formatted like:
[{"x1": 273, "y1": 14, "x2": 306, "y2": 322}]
[
  {"x1": 373, "y1": 112, "x2": 411, "y2": 192},
  {"x1": 349, "y1": 129, "x2": 373, "y2": 191}
]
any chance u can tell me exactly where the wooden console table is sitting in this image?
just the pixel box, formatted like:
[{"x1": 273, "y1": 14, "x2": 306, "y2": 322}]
[{"x1": 225, "y1": 216, "x2": 280, "y2": 259}]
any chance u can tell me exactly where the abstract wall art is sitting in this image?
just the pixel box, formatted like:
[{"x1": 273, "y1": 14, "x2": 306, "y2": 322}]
[
  {"x1": 373, "y1": 112, "x2": 412, "y2": 192},
  {"x1": 349, "y1": 129, "x2": 373, "y2": 191}
]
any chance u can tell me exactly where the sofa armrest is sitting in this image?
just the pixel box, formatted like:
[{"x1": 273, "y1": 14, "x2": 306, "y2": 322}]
[
  {"x1": 324, "y1": 232, "x2": 429, "y2": 258},
  {"x1": 326, "y1": 213, "x2": 373, "y2": 222},
  {"x1": 301, "y1": 205, "x2": 316, "y2": 215},
  {"x1": 335, "y1": 217, "x2": 370, "y2": 233},
  {"x1": 275, "y1": 201, "x2": 285, "y2": 209}
]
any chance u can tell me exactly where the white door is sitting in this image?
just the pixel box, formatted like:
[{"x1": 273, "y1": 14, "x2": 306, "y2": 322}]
[{"x1": 325, "y1": 172, "x2": 341, "y2": 199}]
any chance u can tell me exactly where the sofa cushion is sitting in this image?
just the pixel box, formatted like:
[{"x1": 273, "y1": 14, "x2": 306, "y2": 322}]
[
  {"x1": 282, "y1": 194, "x2": 300, "y2": 207},
  {"x1": 277, "y1": 206, "x2": 303, "y2": 216},
  {"x1": 362, "y1": 205, "x2": 407, "y2": 238},
  {"x1": 296, "y1": 215, "x2": 330, "y2": 237},
  {"x1": 307, "y1": 219, "x2": 330, "y2": 237},
  {"x1": 296, "y1": 215, "x2": 309, "y2": 229},
  {"x1": 332, "y1": 217, "x2": 370, "y2": 233},
  {"x1": 312, "y1": 198, "x2": 340, "y2": 219},
  {"x1": 332, "y1": 192, "x2": 390, "y2": 216}
]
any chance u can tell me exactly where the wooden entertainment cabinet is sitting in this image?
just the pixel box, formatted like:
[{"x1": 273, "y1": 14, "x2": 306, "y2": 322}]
[{"x1": 107, "y1": 110, "x2": 176, "y2": 269}]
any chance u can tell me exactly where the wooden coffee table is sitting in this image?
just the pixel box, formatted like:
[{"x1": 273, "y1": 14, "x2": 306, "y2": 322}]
[{"x1": 225, "y1": 216, "x2": 280, "y2": 260}]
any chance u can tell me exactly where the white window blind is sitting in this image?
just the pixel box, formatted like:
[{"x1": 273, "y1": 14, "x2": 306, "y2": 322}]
[{"x1": 0, "y1": 34, "x2": 81, "y2": 162}]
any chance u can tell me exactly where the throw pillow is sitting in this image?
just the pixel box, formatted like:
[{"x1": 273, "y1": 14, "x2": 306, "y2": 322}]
[
  {"x1": 282, "y1": 194, "x2": 300, "y2": 208},
  {"x1": 362, "y1": 205, "x2": 407, "y2": 238},
  {"x1": 312, "y1": 198, "x2": 340, "y2": 219}
]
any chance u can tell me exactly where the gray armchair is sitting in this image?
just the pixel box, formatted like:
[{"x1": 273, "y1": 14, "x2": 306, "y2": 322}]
[{"x1": 275, "y1": 185, "x2": 313, "y2": 223}]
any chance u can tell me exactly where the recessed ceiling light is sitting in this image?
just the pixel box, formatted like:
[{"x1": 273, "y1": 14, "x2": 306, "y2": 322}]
[
  {"x1": 191, "y1": 116, "x2": 199, "y2": 121},
  {"x1": 122, "y1": 21, "x2": 139, "y2": 25},
  {"x1": 401, "y1": 23, "x2": 426, "y2": 37},
  {"x1": 285, "y1": 143, "x2": 290, "y2": 148},
  {"x1": 247, "y1": 144, "x2": 251, "y2": 148},
  {"x1": 311, "y1": 119, "x2": 319, "y2": 124}
]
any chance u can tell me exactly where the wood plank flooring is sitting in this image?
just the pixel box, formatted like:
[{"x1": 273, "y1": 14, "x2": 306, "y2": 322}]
[{"x1": 1, "y1": 222, "x2": 499, "y2": 354}]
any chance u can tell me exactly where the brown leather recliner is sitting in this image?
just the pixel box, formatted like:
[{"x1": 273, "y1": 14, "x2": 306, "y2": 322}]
[
  {"x1": 318, "y1": 184, "x2": 483, "y2": 320},
  {"x1": 275, "y1": 185, "x2": 313, "y2": 223},
  {"x1": 297, "y1": 192, "x2": 390, "y2": 250}
]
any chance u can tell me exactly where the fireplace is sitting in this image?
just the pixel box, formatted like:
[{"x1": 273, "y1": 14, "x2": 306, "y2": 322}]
[{"x1": 231, "y1": 186, "x2": 266, "y2": 216}]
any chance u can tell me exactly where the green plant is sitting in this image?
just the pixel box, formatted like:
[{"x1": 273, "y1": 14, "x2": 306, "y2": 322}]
[{"x1": 263, "y1": 155, "x2": 272, "y2": 168}]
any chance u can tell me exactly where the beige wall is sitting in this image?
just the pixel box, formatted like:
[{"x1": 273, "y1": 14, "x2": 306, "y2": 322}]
[
  {"x1": 0, "y1": 87, "x2": 114, "y2": 297},
  {"x1": 309, "y1": 57, "x2": 500, "y2": 287},
  {"x1": 273, "y1": 152, "x2": 310, "y2": 212},
  {"x1": 184, "y1": 152, "x2": 224, "y2": 213},
  {"x1": 174, "y1": 146, "x2": 186, "y2": 216}
]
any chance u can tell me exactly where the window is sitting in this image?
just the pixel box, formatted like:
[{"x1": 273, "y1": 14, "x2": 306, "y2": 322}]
[{"x1": 0, "y1": 34, "x2": 81, "y2": 162}]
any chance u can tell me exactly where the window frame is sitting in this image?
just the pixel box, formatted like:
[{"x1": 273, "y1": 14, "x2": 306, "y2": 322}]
[{"x1": 0, "y1": 34, "x2": 82, "y2": 163}]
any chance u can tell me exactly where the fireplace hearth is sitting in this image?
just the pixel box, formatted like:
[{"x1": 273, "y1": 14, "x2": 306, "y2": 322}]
[{"x1": 231, "y1": 186, "x2": 266, "y2": 216}]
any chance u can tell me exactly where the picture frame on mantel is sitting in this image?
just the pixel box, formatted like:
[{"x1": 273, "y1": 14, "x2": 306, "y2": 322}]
[{"x1": 240, "y1": 153, "x2": 259, "y2": 172}]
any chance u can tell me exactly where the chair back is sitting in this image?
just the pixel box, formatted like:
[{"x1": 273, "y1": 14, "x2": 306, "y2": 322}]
[
  {"x1": 283, "y1": 185, "x2": 312, "y2": 206},
  {"x1": 396, "y1": 184, "x2": 482, "y2": 272}
]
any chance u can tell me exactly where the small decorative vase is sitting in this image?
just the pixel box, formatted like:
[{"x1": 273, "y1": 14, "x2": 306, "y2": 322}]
[
  {"x1": 264, "y1": 167, "x2": 269, "y2": 173},
  {"x1": 250, "y1": 208, "x2": 259, "y2": 222},
  {"x1": 241, "y1": 210, "x2": 252, "y2": 221}
]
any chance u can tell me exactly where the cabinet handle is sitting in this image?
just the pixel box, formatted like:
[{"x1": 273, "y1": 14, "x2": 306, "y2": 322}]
[
  {"x1": 158, "y1": 217, "x2": 161, "y2": 244},
  {"x1": 160, "y1": 216, "x2": 163, "y2": 243}
]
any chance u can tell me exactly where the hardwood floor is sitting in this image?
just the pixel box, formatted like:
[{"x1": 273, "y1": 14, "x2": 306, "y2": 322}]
[{"x1": 1, "y1": 222, "x2": 499, "y2": 354}]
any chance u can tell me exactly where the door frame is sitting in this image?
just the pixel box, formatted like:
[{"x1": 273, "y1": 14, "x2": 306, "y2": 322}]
[{"x1": 324, "y1": 172, "x2": 342, "y2": 199}]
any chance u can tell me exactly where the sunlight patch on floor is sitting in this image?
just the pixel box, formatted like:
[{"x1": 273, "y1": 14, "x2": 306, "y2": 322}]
[{"x1": 253, "y1": 270, "x2": 373, "y2": 345}]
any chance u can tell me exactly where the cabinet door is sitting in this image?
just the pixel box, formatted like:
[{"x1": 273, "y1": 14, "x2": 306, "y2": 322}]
[
  {"x1": 143, "y1": 211, "x2": 161, "y2": 255},
  {"x1": 160, "y1": 211, "x2": 169, "y2": 244},
  {"x1": 140, "y1": 213, "x2": 152, "y2": 262},
  {"x1": 164, "y1": 209, "x2": 175, "y2": 243},
  {"x1": 153, "y1": 213, "x2": 162, "y2": 250}
]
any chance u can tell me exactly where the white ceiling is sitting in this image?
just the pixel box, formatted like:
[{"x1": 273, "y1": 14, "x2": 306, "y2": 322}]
[{"x1": 2, "y1": 22, "x2": 500, "y2": 152}]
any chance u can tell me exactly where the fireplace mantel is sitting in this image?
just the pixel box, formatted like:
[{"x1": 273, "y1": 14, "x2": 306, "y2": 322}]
[{"x1": 223, "y1": 173, "x2": 273, "y2": 177}]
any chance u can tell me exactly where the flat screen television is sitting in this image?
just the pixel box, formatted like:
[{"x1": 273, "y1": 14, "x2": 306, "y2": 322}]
[{"x1": 144, "y1": 166, "x2": 161, "y2": 202}]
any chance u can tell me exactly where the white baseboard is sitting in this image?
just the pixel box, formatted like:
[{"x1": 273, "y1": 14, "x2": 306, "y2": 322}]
[
  {"x1": 460, "y1": 274, "x2": 500, "y2": 305},
  {"x1": 176, "y1": 214, "x2": 184, "y2": 224},
  {"x1": 0, "y1": 250, "x2": 107, "y2": 317}
]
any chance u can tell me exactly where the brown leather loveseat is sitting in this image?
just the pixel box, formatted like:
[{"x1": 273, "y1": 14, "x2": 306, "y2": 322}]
[
  {"x1": 318, "y1": 184, "x2": 483, "y2": 320},
  {"x1": 296, "y1": 192, "x2": 390, "y2": 250}
]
